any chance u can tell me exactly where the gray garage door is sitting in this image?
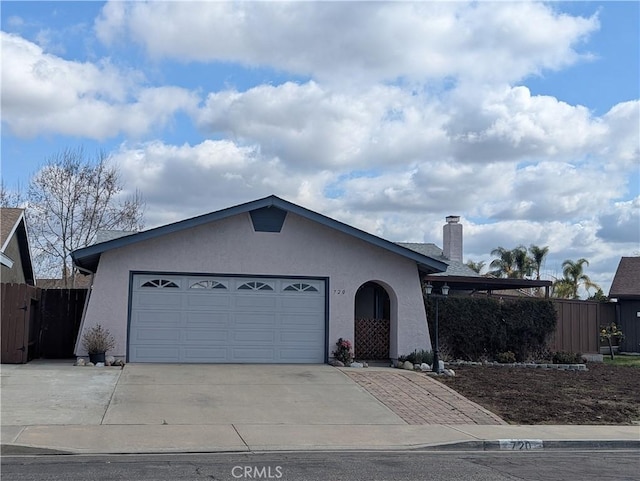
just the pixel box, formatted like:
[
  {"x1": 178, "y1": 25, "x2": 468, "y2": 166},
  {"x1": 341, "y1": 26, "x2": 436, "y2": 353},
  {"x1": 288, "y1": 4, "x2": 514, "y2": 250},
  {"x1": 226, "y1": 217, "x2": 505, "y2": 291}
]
[{"x1": 129, "y1": 274, "x2": 326, "y2": 363}]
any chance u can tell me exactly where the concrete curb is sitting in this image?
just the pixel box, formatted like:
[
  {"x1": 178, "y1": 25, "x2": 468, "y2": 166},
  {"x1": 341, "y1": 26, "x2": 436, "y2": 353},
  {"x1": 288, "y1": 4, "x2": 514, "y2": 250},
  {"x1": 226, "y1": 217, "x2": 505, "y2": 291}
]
[
  {"x1": 2, "y1": 439, "x2": 638, "y2": 456},
  {"x1": 0, "y1": 444, "x2": 74, "y2": 456},
  {"x1": 420, "y1": 439, "x2": 640, "y2": 451}
]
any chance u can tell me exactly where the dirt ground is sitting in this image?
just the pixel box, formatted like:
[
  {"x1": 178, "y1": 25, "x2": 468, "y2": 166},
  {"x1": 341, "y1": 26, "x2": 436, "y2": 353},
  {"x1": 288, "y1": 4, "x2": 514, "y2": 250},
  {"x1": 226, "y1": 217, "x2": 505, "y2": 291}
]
[{"x1": 436, "y1": 363, "x2": 640, "y2": 425}]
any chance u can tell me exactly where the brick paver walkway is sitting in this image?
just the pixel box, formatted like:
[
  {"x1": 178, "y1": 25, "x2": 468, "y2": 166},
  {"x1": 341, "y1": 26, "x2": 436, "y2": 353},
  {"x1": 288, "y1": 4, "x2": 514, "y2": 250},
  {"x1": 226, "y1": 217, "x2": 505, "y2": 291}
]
[{"x1": 343, "y1": 369, "x2": 506, "y2": 425}]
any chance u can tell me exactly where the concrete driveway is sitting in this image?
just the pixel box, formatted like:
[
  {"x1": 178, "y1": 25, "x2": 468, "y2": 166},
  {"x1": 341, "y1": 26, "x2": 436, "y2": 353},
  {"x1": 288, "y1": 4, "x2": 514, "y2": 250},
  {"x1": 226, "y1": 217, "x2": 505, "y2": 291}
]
[
  {"x1": 102, "y1": 363, "x2": 404, "y2": 425},
  {"x1": 1, "y1": 360, "x2": 121, "y2": 426},
  {"x1": 1, "y1": 362, "x2": 405, "y2": 429}
]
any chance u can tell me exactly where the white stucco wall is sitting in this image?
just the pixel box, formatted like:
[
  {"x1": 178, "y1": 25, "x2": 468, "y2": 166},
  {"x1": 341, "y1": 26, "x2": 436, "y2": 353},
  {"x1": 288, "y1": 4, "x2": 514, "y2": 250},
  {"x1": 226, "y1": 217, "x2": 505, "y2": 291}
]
[{"x1": 77, "y1": 211, "x2": 432, "y2": 360}]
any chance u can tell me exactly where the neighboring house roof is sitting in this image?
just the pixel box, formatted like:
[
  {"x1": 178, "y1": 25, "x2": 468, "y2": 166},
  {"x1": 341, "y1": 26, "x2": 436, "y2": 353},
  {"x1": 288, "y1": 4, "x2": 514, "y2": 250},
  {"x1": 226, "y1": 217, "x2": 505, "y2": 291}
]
[
  {"x1": 95, "y1": 230, "x2": 137, "y2": 243},
  {"x1": 397, "y1": 242, "x2": 481, "y2": 277},
  {"x1": 609, "y1": 257, "x2": 640, "y2": 299},
  {"x1": 72, "y1": 195, "x2": 448, "y2": 274},
  {"x1": 398, "y1": 242, "x2": 552, "y2": 294},
  {"x1": 0, "y1": 207, "x2": 35, "y2": 285}
]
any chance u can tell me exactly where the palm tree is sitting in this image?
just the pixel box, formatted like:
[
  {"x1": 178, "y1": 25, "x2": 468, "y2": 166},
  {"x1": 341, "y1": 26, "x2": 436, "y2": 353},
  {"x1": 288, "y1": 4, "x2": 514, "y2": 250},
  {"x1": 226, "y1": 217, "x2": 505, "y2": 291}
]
[
  {"x1": 554, "y1": 258, "x2": 600, "y2": 299},
  {"x1": 489, "y1": 247, "x2": 516, "y2": 278},
  {"x1": 513, "y1": 245, "x2": 532, "y2": 279},
  {"x1": 465, "y1": 260, "x2": 486, "y2": 274},
  {"x1": 528, "y1": 245, "x2": 549, "y2": 280}
]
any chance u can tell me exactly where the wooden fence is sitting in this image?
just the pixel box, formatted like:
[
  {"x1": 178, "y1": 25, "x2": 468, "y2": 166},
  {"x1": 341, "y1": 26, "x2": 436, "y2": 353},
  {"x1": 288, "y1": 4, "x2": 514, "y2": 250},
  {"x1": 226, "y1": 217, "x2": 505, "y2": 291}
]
[
  {"x1": 1, "y1": 283, "x2": 87, "y2": 363},
  {"x1": 548, "y1": 299, "x2": 615, "y2": 354},
  {"x1": 39, "y1": 288, "x2": 87, "y2": 359},
  {"x1": 1, "y1": 283, "x2": 42, "y2": 363}
]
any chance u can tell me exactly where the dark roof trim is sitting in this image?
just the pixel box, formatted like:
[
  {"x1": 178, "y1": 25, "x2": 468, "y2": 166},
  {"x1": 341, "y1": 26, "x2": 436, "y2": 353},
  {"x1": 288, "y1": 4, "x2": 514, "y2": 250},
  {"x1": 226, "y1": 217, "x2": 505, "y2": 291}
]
[
  {"x1": 71, "y1": 195, "x2": 448, "y2": 274},
  {"x1": 423, "y1": 274, "x2": 552, "y2": 292}
]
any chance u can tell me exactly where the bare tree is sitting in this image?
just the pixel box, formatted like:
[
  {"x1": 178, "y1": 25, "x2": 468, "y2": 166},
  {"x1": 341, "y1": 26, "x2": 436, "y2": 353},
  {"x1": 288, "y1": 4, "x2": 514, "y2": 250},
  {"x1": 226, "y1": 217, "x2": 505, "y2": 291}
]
[
  {"x1": 27, "y1": 147, "x2": 145, "y2": 285},
  {"x1": 0, "y1": 181, "x2": 25, "y2": 207}
]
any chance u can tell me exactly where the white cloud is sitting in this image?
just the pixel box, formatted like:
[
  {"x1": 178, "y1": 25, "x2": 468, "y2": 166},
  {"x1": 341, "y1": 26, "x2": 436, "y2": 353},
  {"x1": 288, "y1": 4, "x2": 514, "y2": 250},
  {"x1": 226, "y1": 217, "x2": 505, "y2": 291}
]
[
  {"x1": 446, "y1": 84, "x2": 607, "y2": 163},
  {"x1": 596, "y1": 197, "x2": 640, "y2": 244},
  {"x1": 95, "y1": 1, "x2": 598, "y2": 85},
  {"x1": 2, "y1": 1, "x2": 634, "y2": 298},
  {"x1": 0, "y1": 32, "x2": 198, "y2": 139}
]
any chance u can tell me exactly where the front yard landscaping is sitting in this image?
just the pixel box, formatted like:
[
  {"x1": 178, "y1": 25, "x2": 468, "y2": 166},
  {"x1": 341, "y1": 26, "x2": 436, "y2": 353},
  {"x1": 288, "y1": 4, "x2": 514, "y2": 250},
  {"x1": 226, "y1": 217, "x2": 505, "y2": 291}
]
[{"x1": 437, "y1": 361, "x2": 640, "y2": 425}]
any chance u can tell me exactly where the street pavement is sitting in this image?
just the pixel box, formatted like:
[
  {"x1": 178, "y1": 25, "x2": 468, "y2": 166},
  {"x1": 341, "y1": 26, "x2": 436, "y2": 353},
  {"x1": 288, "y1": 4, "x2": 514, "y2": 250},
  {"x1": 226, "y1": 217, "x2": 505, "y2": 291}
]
[{"x1": 1, "y1": 361, "x2": 638, "y2": 454}]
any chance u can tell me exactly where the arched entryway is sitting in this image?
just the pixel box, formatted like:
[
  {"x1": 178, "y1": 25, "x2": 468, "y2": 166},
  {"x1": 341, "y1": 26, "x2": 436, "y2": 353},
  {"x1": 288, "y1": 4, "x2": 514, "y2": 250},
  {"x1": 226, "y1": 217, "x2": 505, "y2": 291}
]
[{"x1": 354, "y1": 281, "x2": 391, "y2": 360}]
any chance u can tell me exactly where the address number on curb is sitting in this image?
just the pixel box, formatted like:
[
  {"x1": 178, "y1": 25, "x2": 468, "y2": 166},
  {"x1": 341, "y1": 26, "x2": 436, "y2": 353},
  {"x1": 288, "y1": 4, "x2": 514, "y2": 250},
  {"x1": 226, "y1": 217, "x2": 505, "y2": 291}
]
[{"x1": 499, "y1": 439, "x2": 544, "y2": 450}]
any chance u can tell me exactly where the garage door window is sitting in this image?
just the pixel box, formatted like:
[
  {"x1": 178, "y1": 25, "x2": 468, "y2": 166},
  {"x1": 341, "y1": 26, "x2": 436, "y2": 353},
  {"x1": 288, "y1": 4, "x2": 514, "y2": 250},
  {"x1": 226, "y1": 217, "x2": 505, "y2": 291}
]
[
  {"x1": 190, "y1": 280, "x2": 227, "y2": 289},
  {"x1": 141, "y1": 279, "x2": 179, "y2": 288},
  {"x1": 283, "y1": 283, "x2": 318, "y2": 292},
  {"x1": 238, "y1": 281, "x2": 274, "y2": 291}
]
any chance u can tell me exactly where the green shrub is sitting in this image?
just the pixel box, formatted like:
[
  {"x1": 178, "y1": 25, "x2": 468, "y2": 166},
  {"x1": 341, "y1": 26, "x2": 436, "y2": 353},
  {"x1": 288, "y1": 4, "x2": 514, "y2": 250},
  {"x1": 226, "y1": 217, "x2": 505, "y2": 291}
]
[
  {"x1": 406, "y1": 349, "x2": 433, "y2": 365},
  {"x1": 551, "y1": 351, "x2": 583, "y2": 364},
  {"x1": 425, "y1": 297, "x2": 557, "y2": 362},
  {"x1": 495, "y1": 351, "x2": 516, "y2": 364}
]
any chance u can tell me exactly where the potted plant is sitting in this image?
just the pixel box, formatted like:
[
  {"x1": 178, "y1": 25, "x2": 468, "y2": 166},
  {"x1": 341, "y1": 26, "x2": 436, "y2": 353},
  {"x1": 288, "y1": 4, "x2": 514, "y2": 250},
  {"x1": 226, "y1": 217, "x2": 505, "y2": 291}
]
[{"x1": 82, "y1": 324, "x2": 116, "y2": 364}]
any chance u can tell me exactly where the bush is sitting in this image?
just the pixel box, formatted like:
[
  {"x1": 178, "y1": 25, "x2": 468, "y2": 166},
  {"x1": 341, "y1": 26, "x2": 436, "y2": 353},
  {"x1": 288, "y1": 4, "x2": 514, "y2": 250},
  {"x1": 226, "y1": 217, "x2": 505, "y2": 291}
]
[
  {"x1": 495, "y1": 351, "x2": 516, "y2": 363},
  {"x1": 406, "y1": 349, "x2": 433, "y2": 365},
  {"x1": 82, "y1": 324, "x2": 116, "y2": 354},
  {"x1": 332, "y1": 338, "x2": 353, "y2": 364},
  {"x1": 552, "y1": 351, "x2": 582, "y2": 364},
  {"x1": 425, "y1": 297, "x2": 557, "y2": 362}
]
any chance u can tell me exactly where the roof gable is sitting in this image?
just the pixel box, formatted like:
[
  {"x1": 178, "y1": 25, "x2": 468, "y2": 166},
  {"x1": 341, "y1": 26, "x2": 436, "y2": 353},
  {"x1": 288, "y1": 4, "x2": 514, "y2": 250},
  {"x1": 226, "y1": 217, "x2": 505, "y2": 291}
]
[
  {"x1": 609, "y1": 257, "x2": 640, "y2": 298},
  {"x1": 71, "y1": 195, "x2": 448, "y2": 274},
  {"x1": 0, "y1": 207, "x2": 35, "y2": 285},
  {"x1": 1, "y1": 208, "x2": 25, "y2": 251}
]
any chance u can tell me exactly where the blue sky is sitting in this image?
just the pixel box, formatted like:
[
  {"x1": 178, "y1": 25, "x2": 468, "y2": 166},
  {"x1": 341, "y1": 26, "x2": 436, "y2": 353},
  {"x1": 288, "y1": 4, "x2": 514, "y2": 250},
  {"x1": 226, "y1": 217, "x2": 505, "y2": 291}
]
[{"x1": 1, "y1": 1, "x2": 638, "y2": 295}]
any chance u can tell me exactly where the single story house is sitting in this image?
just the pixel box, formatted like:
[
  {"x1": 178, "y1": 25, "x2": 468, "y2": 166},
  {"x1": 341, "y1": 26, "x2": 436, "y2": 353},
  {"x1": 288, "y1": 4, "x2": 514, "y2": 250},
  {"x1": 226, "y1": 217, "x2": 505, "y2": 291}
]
[
  {"x1": 609, "y1": 257, "x2": 640, "y2": 353},
  {"x1": 72, "y1": 195, "x2": 453, "y2": 363},
  {"x1": 1, "y1": 208, "x2": 35, "y2": 285}
]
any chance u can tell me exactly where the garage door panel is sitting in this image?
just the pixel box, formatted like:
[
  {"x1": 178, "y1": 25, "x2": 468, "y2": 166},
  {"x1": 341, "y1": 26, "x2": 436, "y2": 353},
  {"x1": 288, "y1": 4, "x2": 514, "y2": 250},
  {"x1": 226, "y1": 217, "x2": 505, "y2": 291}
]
[
  {"x1": 186, "y1": 294, "x2": 231, "y2": 309},
  {"x1": 129, "y1": 274, "x2": 326, "y2": 363},
  {"x1": 134, "y1": 311, "x2": 181, "y2": 327},
  {"x1": 279, "y1": 330, "x2": 324, "y2": 342},
  {"x1": 233, "y1": 313, "x2": 277, "y2": 327},
  {"x1": 184, "y1": 329, "x2": 229, "y2": 342},
  {"x1": 133, "y1": 328, "x2": 181, "y2": 342},
  {"x1": 183, "y1": 348, "x2": 229, "y2": 362},
  {"x1": 134, "y1": 292, "x2": 183, "y2": 308},
  {"x1": 234, "y1": 296, "x2": 277, "y2": 309},
  {"x1": 280, "y1": 313, "x2": 322, "y2": 327},
  {"x1": 281, "y1": 296, "x2": 324, "y2": 310},
  {"x1": 233, "y1": 330, "x2": 275, "y2": 342},
  {"x1": 186, "y1": 312, "x2": 230, "y2": 327},
  {"x1": 132, "y1": 346, "x2": 180, "y2": 362},
  {"x1": 232, "y1": 347, "x2": 276, "y2": 362}
]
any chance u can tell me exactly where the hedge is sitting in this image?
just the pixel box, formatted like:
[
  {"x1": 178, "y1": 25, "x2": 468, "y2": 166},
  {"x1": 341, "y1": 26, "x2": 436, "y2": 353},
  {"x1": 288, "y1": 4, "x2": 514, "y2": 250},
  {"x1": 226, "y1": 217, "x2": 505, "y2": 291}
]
[{"x1": 425, "y1": 296, "x2": 557, "y2": 362}]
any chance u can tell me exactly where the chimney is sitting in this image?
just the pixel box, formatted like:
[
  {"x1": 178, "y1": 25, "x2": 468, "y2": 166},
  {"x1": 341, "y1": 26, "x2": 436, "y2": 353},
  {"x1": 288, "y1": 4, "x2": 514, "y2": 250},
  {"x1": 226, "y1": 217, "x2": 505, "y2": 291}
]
[{"x1": 443, "y1": 215, "x2": 462, "y2": 262}]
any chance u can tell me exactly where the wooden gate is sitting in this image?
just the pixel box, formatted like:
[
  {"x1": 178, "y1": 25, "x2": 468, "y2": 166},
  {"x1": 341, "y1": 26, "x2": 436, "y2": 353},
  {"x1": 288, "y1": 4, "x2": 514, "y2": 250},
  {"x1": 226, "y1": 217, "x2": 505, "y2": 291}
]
[
  {"x1": 1, "y1": 284, "x2": 87, "y2": 363},
  {"x1": 1, "y1": 283, "x2": 41, "y2": 363},
  {"x1": 39, "y1": 289, "x2": 87, "y2": 358},
  {"x1": 354, "y1": 317, "x2": 390, "y2": 360}
]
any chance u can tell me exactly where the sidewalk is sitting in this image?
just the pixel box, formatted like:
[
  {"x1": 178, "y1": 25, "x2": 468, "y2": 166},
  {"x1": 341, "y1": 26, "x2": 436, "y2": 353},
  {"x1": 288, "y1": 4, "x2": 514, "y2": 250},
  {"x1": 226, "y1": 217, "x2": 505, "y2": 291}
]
[{"x1": 1, "y1": 362, "x2": 638, "y2": 455}]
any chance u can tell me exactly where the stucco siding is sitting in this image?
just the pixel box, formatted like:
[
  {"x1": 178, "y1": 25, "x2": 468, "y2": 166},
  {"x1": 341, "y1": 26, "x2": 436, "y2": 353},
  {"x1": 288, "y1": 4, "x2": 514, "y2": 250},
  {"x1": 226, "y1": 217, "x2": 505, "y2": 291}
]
[{"x1": 78, "y1": 211, "x2": 431, "y2": 360}]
